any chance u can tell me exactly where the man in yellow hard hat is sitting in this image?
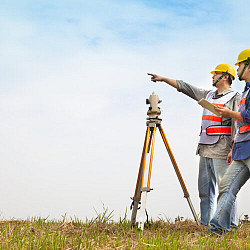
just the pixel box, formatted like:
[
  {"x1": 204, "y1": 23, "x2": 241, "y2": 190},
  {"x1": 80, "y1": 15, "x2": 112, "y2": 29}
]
[
  {"x1": 148, "y1": 64, "x2": 240, "y2": 226},
  {"x1": 205, "y1": 49, "x2": 250, "y2": 235}
]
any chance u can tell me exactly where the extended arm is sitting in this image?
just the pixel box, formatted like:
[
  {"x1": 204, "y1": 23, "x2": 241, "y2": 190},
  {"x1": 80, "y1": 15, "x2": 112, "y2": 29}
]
[
  {"x1": 147, "y1": 73, "x2": 210, "y2": 101},
  {"x1": 147, "y1": 73, "x2": 178, "y2": 89}
]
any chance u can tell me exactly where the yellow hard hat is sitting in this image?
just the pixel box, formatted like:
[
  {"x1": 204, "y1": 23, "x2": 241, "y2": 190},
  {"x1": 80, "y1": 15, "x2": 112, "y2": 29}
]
[
  {"x1": 210, "y1": 64, "x2": 235, "y2": 80},
  {"x1": 235, "y1": 48, "x2": 250, "y2": 66}
]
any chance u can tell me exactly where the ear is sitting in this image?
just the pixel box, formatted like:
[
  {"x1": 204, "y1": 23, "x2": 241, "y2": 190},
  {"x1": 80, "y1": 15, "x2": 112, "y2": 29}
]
[{"x1": 223, "y1": 74, "x2": 229, "y2": 80}]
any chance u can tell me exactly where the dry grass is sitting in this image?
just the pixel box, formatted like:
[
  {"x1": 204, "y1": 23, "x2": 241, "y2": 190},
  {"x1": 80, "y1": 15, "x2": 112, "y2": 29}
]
[{"x1": 0, "y1": 215, "x2": 249, "y2": 249}]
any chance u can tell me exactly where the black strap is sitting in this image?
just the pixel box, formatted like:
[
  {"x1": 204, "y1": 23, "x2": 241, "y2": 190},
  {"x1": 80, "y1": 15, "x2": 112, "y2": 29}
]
[
  {"x1": 213, "y1": 71, "x2": 228, "y2": 87},
  {"x1": 130, "y1": 201, "x2": 141, "y2": 210},
  {"x1": 145, "y1": 209, "x2": 149, "y2": 224}
]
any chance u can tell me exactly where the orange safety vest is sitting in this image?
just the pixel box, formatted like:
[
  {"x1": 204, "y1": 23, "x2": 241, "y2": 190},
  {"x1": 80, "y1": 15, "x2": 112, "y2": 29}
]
[
  {"x1": 235, "y1": 89, "x2": 250, "y2": 143},
  {"x1": 199, "y1": 90, "x2": 237, "y2": 145}
]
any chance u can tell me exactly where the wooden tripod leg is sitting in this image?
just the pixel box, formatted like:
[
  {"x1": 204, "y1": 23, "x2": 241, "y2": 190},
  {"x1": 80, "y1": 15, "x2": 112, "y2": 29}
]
[
  {"x1": 158, "y1": 125, "x2": 200, "y2": 225},
  {"x1": 131, "y1": 127, "x2": 151, "y2": 226},
  {"x1": 147, "y1": 127, "x2": 156, "y2": 188},
  {"x1": 137, "y1": 127, "x2": 156, "y2": 230}
]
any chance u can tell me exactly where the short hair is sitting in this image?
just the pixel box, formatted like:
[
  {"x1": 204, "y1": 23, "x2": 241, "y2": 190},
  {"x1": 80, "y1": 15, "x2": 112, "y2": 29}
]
[{"x1": 227, "y1": 73, "x2": 233, "y2": 85}]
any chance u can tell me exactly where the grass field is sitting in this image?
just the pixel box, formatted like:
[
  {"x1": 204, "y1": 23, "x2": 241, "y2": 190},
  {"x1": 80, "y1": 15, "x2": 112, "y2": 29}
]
[{"x1": 0, "y1": 209, "x2": 249, "y2": 249}]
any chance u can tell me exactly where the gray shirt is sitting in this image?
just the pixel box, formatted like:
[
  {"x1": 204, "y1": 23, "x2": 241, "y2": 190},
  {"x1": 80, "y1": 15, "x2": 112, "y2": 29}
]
[{"x1": 177, "y1": 80, "x2": 241, "y2": 159}]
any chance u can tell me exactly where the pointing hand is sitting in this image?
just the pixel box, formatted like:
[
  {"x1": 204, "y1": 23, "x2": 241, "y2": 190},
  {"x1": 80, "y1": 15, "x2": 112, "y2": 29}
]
[{"x1": 147, "y1": 73, "x2": 164, "y2": 82}]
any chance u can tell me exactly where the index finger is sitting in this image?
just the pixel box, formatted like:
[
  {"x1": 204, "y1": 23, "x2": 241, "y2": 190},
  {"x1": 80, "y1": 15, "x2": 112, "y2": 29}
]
[{"x1": 147, "y1": 73, "x2": 154, "y2": 76}]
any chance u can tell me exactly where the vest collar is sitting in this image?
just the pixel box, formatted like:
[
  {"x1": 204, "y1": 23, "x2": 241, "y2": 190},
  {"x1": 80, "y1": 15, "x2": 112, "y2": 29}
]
[{"x1": 214, "y1": 87, "x2": 233, "y2": 98}]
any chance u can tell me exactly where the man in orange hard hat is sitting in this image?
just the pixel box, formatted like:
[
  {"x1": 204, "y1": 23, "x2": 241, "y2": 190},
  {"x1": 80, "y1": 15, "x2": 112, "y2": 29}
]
[{"x1": 148, "y1": 63, "x2": 240, "y2": 226}]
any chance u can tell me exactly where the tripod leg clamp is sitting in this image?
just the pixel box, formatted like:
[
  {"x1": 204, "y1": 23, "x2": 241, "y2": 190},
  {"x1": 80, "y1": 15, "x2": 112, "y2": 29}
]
[
  {"x1": 141, "y1": 187, "x2": 153, "y2": 192},
  {"x1": 130, "y1": 197, "x2": 141, "y2": 210}
]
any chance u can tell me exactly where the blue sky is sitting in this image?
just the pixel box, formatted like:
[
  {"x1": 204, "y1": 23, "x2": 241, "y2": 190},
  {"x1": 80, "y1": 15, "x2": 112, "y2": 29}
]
[
  {"x1": 0, "y1": 0, "x2": 249, "y2": 221},
  {"x1": 0, "y1": 0, "x2": 244, "y2": 46}
]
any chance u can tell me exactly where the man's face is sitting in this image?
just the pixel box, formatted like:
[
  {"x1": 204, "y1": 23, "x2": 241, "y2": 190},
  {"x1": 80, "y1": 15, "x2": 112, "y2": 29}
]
[
  {"x1": 212, "y1": 72, "x2": 223, "y2": 87},
  {"x1": 237, "y1": 62, "x2": 245, "y2": 79},
  {"x1": 236, "y1": 61, "x2": 250, "y2": 81}
]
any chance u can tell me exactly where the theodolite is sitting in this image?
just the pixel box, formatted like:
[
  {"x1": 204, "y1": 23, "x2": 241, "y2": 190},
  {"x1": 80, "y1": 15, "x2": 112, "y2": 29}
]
[{"x1": 130, "y1": 92, "x2": 199, "y2": 230}]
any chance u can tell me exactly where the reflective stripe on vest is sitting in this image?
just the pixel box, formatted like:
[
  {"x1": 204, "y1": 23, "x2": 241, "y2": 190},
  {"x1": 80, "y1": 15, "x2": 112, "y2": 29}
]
[
  {"x1": 206, "y1": 126, "x2": 232, "y2": 135},
  {"x1": 202, "y1": 115, "x2": 222, "y2": 122},
  {"x1": 212, "y1": 103, "x2": 224, "y2": 107},
  {"x1": 239, "y1": 124, "x2": 250, "y2": 134},
  {"x1": 235, "y1": 89, "x2": 250, "y2": 143},
  {"x1": 199, "y1": 90, "x2": 236, "y2": 145},
  {"x1": 238, "y1": 98, "x2": 246, "y2": 106}
]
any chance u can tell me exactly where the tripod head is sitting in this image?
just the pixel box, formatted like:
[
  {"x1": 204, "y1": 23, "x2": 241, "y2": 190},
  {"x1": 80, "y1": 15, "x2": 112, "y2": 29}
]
[{"x1": 146, "y1": 92, "x2": 162, "y2": 126}]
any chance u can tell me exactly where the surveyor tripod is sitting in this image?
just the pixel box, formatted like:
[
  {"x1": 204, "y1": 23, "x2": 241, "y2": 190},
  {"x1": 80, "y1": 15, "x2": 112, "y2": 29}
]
[{"x1": 130, "y1": 92, "x2": 199, "y2": 230}]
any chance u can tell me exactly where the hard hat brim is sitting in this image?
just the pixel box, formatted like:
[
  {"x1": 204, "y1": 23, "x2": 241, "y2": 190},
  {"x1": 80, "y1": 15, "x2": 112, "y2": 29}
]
[
  {"x1": 210, "y1": 70, "x2": 235, "y2": 80},
  {"x1": 210, "y1": 70, "x2": 223, "y2": 75}
]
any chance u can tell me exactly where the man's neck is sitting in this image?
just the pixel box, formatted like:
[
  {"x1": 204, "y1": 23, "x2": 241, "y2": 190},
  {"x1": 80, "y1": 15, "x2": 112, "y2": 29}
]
[{"x1": 217, "y1": 83, "x2": 230, "y2": 94}]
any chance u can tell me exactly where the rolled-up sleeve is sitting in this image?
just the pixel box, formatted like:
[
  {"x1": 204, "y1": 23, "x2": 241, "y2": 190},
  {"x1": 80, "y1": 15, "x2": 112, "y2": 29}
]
[{"x1": 177, "y1": 80, "x2": 210, "y2": 101}]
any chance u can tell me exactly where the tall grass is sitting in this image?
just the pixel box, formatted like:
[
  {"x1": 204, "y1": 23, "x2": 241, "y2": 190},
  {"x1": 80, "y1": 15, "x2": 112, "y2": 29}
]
[{"x1": 0, "y1": 207, "x2": 249, "y2": 249}]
